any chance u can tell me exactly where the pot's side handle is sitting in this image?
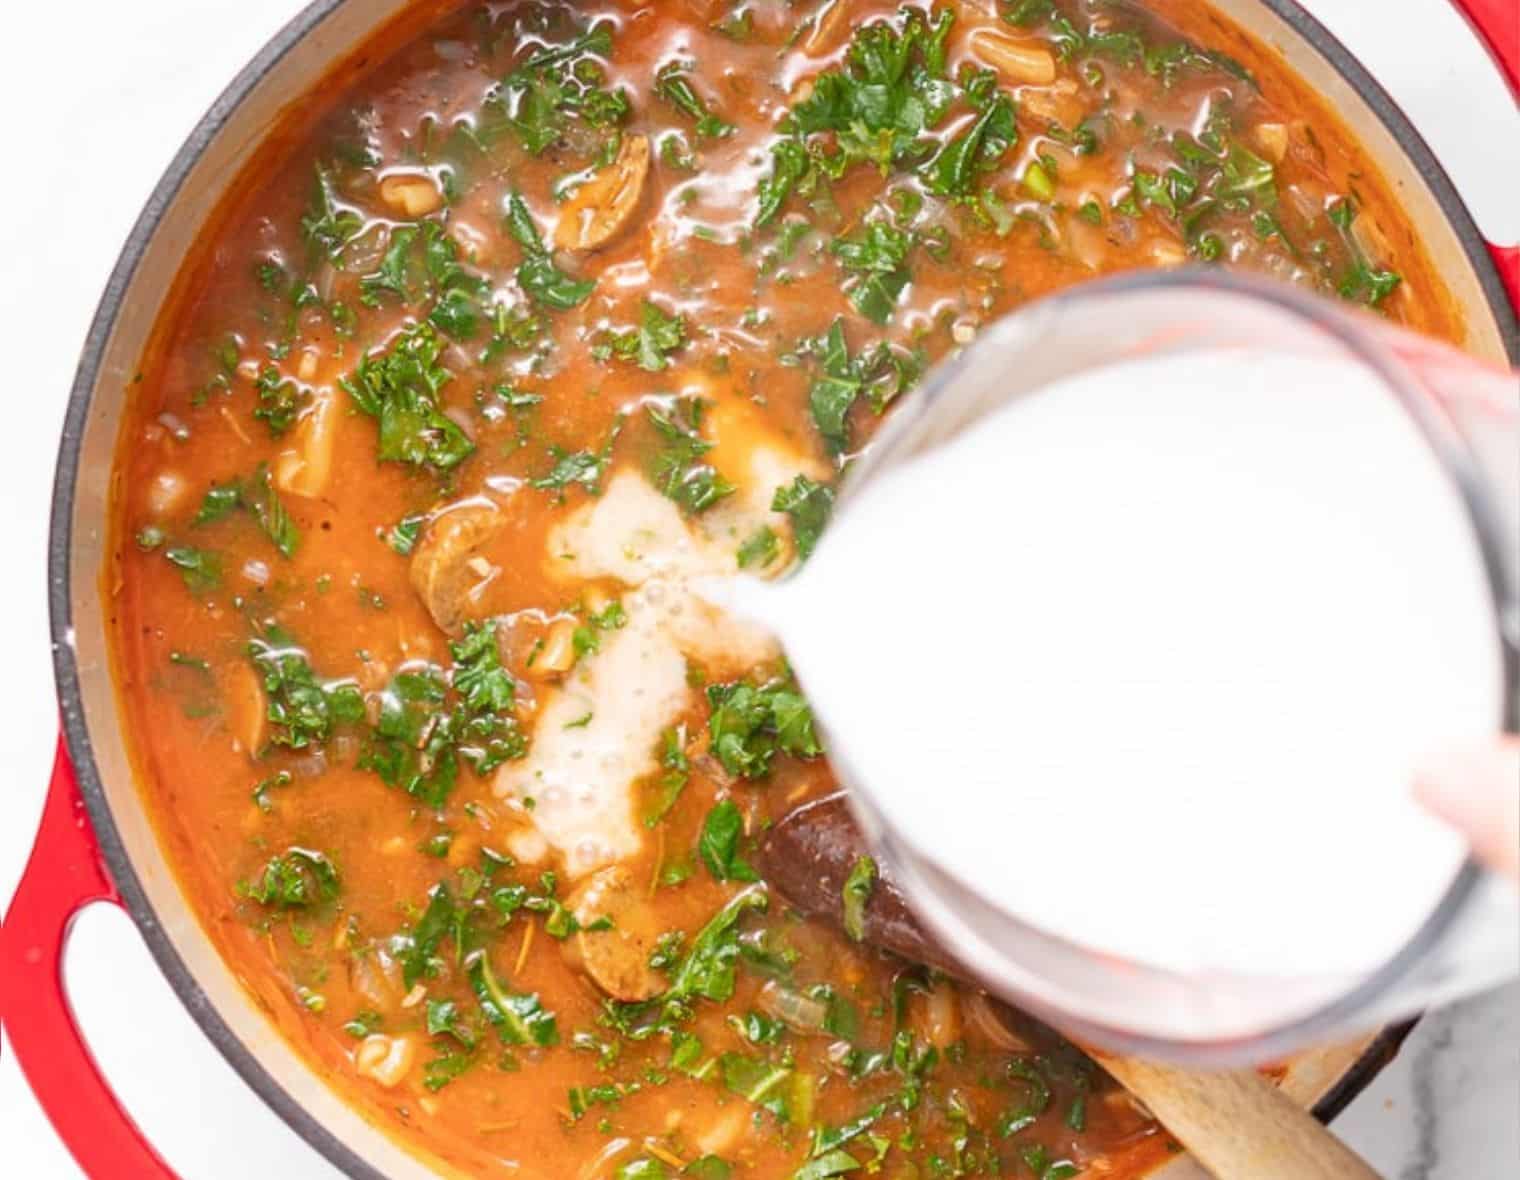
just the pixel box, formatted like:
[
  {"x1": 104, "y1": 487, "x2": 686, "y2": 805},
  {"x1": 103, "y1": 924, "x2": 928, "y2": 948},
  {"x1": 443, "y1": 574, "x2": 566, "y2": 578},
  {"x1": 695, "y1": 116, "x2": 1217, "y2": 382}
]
[
  {"x1": 1449, "y1": 0, "x2": 1520, "y2": 314},
  {"x1": 0, "y1": 738, "x2": 181, "y2": 1180}
]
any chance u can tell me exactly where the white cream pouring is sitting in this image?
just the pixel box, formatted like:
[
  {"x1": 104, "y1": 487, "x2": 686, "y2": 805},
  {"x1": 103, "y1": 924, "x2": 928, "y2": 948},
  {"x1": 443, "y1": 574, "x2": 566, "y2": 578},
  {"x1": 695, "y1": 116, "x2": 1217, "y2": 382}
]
[{"x1": 745, "y1": 347, "x2": 1504, "y2": 986}]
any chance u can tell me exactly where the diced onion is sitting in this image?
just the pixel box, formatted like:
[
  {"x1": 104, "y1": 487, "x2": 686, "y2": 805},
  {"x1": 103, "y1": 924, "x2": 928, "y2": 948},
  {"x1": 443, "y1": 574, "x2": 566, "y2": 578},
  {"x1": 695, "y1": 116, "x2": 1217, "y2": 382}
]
[
  {"x1": 963, "y1": 989, "x2": 1032, "y2": 1052},
  {"x1": 757, "y1": 979, "x2": 830, "y2": 1032}
]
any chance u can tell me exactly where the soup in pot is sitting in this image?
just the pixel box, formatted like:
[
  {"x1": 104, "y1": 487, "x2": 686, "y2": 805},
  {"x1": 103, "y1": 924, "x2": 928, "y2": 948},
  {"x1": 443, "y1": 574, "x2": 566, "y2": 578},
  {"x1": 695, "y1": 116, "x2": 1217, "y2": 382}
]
[{"x1": 108, "y1": 0, "x2": 1461, "y2": 1175}]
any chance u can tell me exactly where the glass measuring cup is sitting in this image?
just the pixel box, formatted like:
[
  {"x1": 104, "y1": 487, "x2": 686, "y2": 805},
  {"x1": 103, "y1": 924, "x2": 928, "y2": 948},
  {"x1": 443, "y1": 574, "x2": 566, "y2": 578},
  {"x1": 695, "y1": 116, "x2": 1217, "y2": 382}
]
[{"x1": 795, "y1": 269, "x2": 1519, "y2": 1067}]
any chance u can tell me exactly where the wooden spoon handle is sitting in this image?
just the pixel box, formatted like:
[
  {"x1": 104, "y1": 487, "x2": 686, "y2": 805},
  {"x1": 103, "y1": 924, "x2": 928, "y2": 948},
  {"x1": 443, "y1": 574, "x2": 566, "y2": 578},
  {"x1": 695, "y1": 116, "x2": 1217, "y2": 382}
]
[{"x1": 1094, "y1": 1054, "x2": 1382, "y2": 1179}]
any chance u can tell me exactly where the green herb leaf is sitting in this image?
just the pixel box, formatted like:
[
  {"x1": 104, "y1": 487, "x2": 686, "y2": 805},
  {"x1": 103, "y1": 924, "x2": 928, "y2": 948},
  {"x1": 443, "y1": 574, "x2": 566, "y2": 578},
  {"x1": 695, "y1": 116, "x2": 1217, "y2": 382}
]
[
  {"x1": 422, "y1": 1047, "x2": 477, "y2": 1091},
  {"x1": 467, "y1": 950, "x2": 560, "y2": 1046},
  {"x1": 388, "y1": 514, "x2": 425, "y2": 555},
  {"x1": 698, "y1": 799, "x2": 759, "y2": 882},
  {"x1": 601, "y1": 299, "x2": 688, "y2": 371},
  {"x1": 645, "y1": 397, "x2": 734, "y2": 515},
  {"x1": 841, "y1": 855, "x2": 877, "y2": 942},
  {"x1": 720, "y1": 1052, "x2": 793, "y2": 1121},
  {"x1": 798, "y1": 319, "x2": 921, "y2": 452},
  {"x1": 300, "y1": 165, "x2": 362, "y2": 260},
  {"x1": 772, "y1": 476, "x2": 835, "y2": 560},
  {"x1": 531, "y1": 415, "x2": 624, "y2": 497},
  {"x1": 253, "y1": 366, "x2": 308, "y2": 437},
  {"x1": 830, "y1": 222, "x2": 914, "y2": 325},
  {"x1": 736, "y1": 527, "x2": 779, "y2": 570},
  {"x1": 247, "y1": 625, "x2": 365, "y2": 750},
  {"x1": 492, "y1": 22, "x2": 630, "y2": 156},
  {"x1": 360, "y1": 225, "x2": 419, "y2": 306},
  {"x1": 242, "y1": 465, "x2": 301, "y2": 558},
  {"x1": 505, "y1": 191, "x2": 595, "y2": 309},
  {"x1": 665, "y1": 886, "x2": 769, "y2": 1006},
  {"x1": 655, "y1": 61, "x2": 735, "y2": 139},
  {"x1": 426, "y1": 998, "x2": 479, "y2": 1049},
  {"x1": 239, "y1": 847, "x2": 340, "y2": 908},
  {"x1": 194, "y1": 482, "x2": 242, "y2": 525},
  {"x1": 922, "y1": 79, "x2": 1017, "y2": 199},
  {"x1": 642, "y1": 725, "x2": 691, "y2": 827},
  {"x1": 706, "y1": 675, "x2": 822, "y2": 779},
  {"x1": 792, "y1": 1149, "x2": 862, "y2": 1179},
  {"x1": 398, "y1": 881, "x2": 459, "y2": 988},
  {"x1": 165, "y1": 545, "x2": 223, "y2": 593},
  {"x1": 343, "y1": 322, "x2": 475, "y2": 472}
]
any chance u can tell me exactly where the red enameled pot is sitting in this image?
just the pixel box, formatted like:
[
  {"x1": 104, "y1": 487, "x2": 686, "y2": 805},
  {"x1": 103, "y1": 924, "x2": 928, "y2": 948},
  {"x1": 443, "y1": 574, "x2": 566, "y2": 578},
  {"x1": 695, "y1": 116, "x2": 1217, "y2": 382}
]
[{"x1": 2, "y1": 1, "x2": 1516, "y2": 1177}]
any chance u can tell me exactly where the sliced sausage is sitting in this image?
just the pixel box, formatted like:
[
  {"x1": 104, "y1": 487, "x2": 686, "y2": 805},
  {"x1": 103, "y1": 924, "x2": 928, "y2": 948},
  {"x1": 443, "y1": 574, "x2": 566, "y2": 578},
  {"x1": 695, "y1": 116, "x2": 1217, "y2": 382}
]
[
  {"x1": 553, "y1": 134, "x2": 651, "y2": 253},
  {"x1": 563, "y1": 864, "x2": 666, "y2": 1002},
  {"x1": 409, "y1": 499, "x2": 503, "y2": 634}
]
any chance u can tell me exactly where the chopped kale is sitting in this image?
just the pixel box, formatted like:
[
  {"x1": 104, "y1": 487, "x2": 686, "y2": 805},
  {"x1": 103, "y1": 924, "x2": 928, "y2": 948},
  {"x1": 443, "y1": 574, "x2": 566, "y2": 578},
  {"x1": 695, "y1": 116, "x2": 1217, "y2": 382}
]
[
  {"x1": 830, "y1": 221, "x2": 914, "y2": 324},
  {"x1": 642, "y1": 725, "x2": 691, "y2": 827},
  {"x1": 300, "y1": 165, "x2": 362, "y2": 260},
  {"x1": 397, "y1": 881, "x2": 461, "y2": 988},
  {"x1": 531, "y1": 415, "x2": 624, "y2": 497},
  {"x1": 387, "y1": 513, "x2": 425, "y2": 555},
  {"x1": 359, "y1": 224, "x2": 419, "y2": 306},
  {"x1": 698, "y1": 799, "x2": 759, "y2": 882},
  {"x1": 756, "y1": 7, "x2": 956, "y2": 226},
  {"x1": 772, "y1": 475, "x2": 835, "y2": 561},
  {"x1": 427, "y1": 997, "x2": 479, "y2": 1049},
  {"x1": 1328, "y1": 197, "x2": 1403, "y2": 307},
  {"x1": 422, "y1": 1046, "x2": 478, "y2": 1091},
  {"x1": 706, "y1": 674, "x2": 821, "y2": 779},
  {"x1": 645, "y1": 397, "x2": 734, "y2": 515},
  {"x1": 193, "y1": 481, "x2": 242, "y2": 526},
  {"x1": 598, "y1": 299, "x2": 688, "y2": 371},
  {"x1": 253, "y1": 365, "x2": 307, "y2": 437},
  {"x1": 655, "y1": 61, "x2": 735, "y2": 138},
  {"x1": 239, "y1": 847, "x2": 340, "y2": 908},
  {"x1": 359, "y1": 621, "x2": 525, "y2": 806},
  {"x1": 664, "y1": 886, "x2": 769, "y2": 1009},
  {"x1": 720, "y1": 1051, "x2": 794, "y2": 1121},
  {"x1": 165, "y1": 545, "x2": 223, "y2": 594},
  {"x1": 468, "y1": 949, "x2": 560, "y2": 1046},
  {"x1": 190, "y1": 465, "x2": 296, "y2": 556},
  {"x1": 247, "y1": 625, "x2": 365, "y2": 750},
  {"x1": 921, "y1": 69, "x2": 1017, "y2": 200},
  {"x1": 490, "y1": 22, "x2": 630, "y2": 156},
  {"x1": 343, "y1": 322, "x2": 475, "y2": 472},
  {"x1": 736, "y1": 526, "x2": 779, "y2": 570},
  {"x1": 841, "y1": 855, "x2": 877, "y2": 942},
  {"x1": 797, "y1": 318, "x2": 921, "y2": 452},
  {"x1": 505, "y1": 191, "x2": 595, "y2": 309},
  {"x1": 241, "y1": 465, "x2": 301, "y2": 558}
]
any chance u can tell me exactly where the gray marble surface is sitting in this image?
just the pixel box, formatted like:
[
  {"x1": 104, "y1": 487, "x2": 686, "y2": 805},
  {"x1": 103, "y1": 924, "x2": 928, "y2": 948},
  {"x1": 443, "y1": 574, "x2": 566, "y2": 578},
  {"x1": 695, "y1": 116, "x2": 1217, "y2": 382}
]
[{"x1": 1335, "y1": 982, "x2": 1519, "y2": 1176}]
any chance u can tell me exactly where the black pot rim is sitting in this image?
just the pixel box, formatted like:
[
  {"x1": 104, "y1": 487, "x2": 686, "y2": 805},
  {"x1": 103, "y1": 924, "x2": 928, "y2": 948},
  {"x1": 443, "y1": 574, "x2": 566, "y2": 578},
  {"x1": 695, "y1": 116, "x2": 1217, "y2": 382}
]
[{"x1": 45, "y1": 1, "x2": 1518, "y2": 1177}]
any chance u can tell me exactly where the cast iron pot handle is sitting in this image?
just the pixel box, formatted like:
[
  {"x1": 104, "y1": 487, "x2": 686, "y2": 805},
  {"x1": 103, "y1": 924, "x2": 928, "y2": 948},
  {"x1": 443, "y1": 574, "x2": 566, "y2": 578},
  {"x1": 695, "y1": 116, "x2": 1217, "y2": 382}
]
[
  {"x1": 0, "y1": 737, "x2": 180, "y2": 1179},
  {"x1": 1450, "y1": 0, "x2": 1519, "y2": 313}
]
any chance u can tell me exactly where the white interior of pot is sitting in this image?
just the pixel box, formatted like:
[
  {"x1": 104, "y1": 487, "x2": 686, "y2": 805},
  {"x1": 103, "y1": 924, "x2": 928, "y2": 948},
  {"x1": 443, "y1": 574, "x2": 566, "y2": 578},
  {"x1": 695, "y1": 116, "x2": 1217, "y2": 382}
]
[
  {"x1": 56, "y1": 1, "x2": 1508, "y2": 1177},
  {"x1": 1208, "y1": 0, "x2": 1509, "y2": 365}
]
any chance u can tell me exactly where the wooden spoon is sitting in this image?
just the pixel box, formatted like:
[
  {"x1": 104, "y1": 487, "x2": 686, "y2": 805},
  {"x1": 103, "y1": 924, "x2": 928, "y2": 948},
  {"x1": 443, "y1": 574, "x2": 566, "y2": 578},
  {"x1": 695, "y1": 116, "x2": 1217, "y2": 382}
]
[
  {"x1": 1094, "y1": 1054, "x2": 1380, "y2": 1179},
  {"x1": 756, "y1": 794, "x2": 1381, "y2": 1180}
]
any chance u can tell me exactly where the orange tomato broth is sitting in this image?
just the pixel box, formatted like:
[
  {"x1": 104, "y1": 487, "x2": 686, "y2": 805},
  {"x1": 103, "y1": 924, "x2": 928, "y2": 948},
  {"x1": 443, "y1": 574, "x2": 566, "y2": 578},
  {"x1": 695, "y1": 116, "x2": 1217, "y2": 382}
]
[{"x1": 106, "y1": 1, "x2": 1460, "y2": 1177}]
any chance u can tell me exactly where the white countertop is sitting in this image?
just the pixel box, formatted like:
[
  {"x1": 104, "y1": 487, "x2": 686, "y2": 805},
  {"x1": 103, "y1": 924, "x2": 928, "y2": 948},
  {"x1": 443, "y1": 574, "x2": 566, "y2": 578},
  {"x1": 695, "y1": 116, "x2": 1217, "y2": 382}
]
[{"x1": 1, "y1": 2, "x2": 1515, "y2": 1176}]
